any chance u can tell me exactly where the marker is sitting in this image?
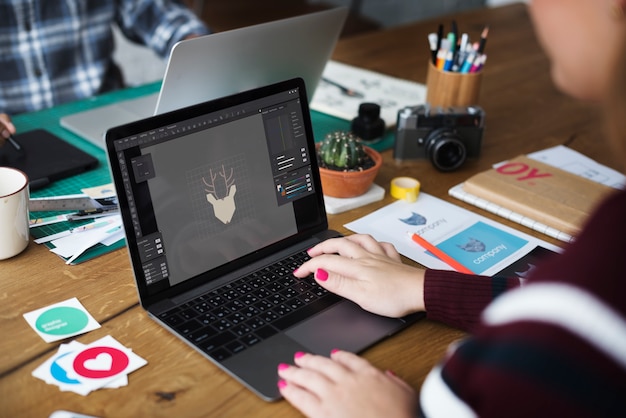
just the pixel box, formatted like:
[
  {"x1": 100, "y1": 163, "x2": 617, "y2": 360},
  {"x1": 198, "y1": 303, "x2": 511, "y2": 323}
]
[
  {"x1": 436, "y1": 39, "x2": 450, "y2": 70},
  {"x1": 476, "y1": 54, "x2": 488, "y2": 72},
  {"x1": 408, "y1": 232, "x2": 473, "y2": 274},
  {"x1": 446, "y1": 32, "x2": 456, "y2": 54},
  {"x1": 460, "y1": 52, "x2": 476, "y2": 73},
  {"x1": 443, "y1": 50, "x2": 454, "y2": 71},
  {"x1": 451, "y1": 20, "x2": 459, "y2": 49},
  {"x1": 469, "y1": 54, "x2": 485, "y2": 73},
  {"x1": 436, "y1": 48, "x2": 447, "y2": 70},
  {"x1": 459, "y1": 33, "x2": 469, "y2": 54},
  {"x1": 456, "y1": 33, "x2": 469, "y2": 67},
  {"x1": 428, "y1": 32, "x2": 438, "y2": 65}
]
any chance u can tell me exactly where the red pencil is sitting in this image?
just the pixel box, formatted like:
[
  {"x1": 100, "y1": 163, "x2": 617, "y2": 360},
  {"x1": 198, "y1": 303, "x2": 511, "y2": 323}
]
[{"x1": 408, "y1": 232, "x2": 473, "y2": 274}]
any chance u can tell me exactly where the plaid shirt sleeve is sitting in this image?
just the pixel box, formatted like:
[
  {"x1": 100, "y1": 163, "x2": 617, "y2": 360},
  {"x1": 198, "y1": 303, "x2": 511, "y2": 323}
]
[{"x1": 0, "y1": 0, "x2": 209, "y2": 115}]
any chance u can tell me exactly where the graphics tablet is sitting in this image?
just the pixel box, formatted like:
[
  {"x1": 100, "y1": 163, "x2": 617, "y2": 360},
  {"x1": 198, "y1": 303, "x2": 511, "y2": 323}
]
[{"x1": 0, "y1": 130, "x2": 98, "y2": 190}]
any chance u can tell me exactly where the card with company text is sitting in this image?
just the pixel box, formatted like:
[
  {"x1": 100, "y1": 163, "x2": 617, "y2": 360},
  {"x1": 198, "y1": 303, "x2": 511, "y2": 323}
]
[
  {"x1": 435, "y1": 221, "x2": 528, "y2": 274},
  {"x1": 23, "y1": 297, "x2": 101, "y2": 343},
  {"x1": 345, "y1": 192, "x2": 561, "y2": 276}
]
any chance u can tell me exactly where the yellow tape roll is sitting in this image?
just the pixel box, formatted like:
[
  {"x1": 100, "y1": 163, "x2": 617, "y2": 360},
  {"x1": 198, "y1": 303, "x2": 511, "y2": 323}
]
[{"x1": 390, "y1": 177, "x2": 420, "y2": 202}]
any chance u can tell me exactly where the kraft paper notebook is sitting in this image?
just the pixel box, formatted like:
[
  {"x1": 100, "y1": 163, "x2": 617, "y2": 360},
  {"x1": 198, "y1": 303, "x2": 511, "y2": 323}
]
[{"x1": 450, "y1": 155, "x2": 614, "y2": 240}]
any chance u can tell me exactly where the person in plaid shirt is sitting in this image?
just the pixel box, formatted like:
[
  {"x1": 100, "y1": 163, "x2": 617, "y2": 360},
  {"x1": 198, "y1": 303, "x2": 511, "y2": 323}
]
[{"x1": 0, "y1": 0, "x2": 208, "y2": 145}]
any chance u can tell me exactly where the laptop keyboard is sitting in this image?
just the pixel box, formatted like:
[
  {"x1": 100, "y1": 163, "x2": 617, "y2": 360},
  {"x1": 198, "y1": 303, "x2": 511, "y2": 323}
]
[{"x1": 158, "y1": 250, "x2": 341, "y2": 362}]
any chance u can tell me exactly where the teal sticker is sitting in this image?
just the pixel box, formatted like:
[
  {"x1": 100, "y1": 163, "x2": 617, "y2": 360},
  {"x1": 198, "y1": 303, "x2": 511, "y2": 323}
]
[{"x1": 35, "y1": 307, "x2": 89, "y2": 335}]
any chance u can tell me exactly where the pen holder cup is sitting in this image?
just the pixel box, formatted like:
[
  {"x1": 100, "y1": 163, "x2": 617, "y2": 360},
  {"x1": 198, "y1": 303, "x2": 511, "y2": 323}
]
[{"x1": 425, "y1": 62, "x2": 482, "y2": 107}]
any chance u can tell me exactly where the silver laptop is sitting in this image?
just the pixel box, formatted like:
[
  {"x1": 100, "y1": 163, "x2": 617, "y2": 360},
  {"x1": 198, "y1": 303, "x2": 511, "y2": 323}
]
[
  {"x1": 105, "y1": 78, "x2": 422, "y2": 401},
  {"x1": 62, "y1": 7, "x2": 348, "y2": 148}
]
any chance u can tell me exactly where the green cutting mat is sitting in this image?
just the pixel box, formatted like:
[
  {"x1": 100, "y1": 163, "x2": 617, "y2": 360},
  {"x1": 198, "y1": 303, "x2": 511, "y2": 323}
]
[{"x1": 15, "y1": 82, "x2": 395, "y2": 264}]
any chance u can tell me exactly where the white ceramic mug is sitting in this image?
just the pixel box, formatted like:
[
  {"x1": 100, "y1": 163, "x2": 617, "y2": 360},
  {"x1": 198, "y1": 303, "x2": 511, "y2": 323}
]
[{"x1": 0, "y1": 167, "x2": 30, "y2": 260}]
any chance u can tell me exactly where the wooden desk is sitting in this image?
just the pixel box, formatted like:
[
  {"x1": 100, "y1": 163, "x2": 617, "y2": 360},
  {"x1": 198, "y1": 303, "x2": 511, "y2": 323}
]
[{"x1": 0, "y1": 4, "x2": 612, "y2": 417}]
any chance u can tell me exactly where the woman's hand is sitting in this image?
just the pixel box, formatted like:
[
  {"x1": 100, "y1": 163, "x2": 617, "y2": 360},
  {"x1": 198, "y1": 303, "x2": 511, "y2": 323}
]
[
  {"x1": 293, "y1": 234, "x2": 426, "y2": 318},
  {"x1": 278, "y1": 350, "x2": 418, "y2": 418},
  {"x1": 0, "y1": 113, "x2": 16, "y2": 148}
]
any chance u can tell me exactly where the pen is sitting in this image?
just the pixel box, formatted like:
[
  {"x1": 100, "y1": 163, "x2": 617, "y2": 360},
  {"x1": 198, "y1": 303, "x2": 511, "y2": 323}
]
[
  {"x1": 451, "y1": 20, "x2": 459, "y2": 49},
  {"x1": 321, "y1": 77, "x2": 364, "y2": 98},
  {"x1": 70, "y1": 217, "x2": 118, "y2": 233},
  {"x1": 477, "y1": 26, "x2": 489, "y2": 54},
  {"x1": 408, "y1": 232, "x2": 474, "y2": 274},
  {"x1": 6, "y1": 134, "x2": 23, "y2": 152},
  {"x1": 436, "y1": 23, "x2": 443, "y2": 52}
]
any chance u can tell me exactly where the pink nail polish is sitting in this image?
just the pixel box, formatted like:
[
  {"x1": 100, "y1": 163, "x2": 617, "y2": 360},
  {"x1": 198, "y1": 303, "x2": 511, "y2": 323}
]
[
  {"x1": 294, "y1": 351, "x2": 306, "y2": 359},
  {"x1": 293, "y1": 268, "x2": 299, "y2": 274},
  {"x1": 316, "y1": 268, "x2": 329, "y2": 281},
  {"x1": 278, "y1": 379, "x2": 287, "y2": 389},
  {"x1": 278, "y1": 363, "x2": 290, "y2": 371},
  {"x1": 330, "y1": 348, "x2": 340, "y2": 355}
]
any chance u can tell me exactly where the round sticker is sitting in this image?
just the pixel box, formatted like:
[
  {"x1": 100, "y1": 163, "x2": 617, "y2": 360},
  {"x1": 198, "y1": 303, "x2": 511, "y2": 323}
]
[
  {"x1": 35, "y1": 306, "x2": 89, "y2": 335},
  {"x1": 50, "y1": 352, "x2": 81, "y2": 384},
  {"x1": 73, "y1": 346, "x2": 129, "y2": 379}
]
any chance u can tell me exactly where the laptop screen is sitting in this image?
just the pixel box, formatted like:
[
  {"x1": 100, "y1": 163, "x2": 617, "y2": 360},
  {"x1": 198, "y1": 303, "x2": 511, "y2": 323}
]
[{"x1": 106, "y1": 78, "x2": 327, "y2": 304}]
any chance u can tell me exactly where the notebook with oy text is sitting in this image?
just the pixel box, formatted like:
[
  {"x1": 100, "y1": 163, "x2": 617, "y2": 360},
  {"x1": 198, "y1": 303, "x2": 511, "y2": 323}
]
[{"x1": 105, "y1": 78, "x2": 422, "y2": 401}]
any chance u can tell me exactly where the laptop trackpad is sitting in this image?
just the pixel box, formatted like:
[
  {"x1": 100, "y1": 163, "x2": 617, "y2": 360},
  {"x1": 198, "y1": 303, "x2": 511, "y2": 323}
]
[{"x1": 285, "y1": 301, "x2": 405, "y2": 354}]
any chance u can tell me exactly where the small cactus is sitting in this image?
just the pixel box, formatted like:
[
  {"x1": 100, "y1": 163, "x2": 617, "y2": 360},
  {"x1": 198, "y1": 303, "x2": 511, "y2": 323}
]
[{"x1": 318, "y1": 131, "x2": 372, "y2": 171}]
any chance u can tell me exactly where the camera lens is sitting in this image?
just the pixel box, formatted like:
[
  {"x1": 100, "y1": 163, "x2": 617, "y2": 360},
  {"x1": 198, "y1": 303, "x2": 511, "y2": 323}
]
[{"x1": 425, "y1": 129, "x2": 467, "y2": 171}]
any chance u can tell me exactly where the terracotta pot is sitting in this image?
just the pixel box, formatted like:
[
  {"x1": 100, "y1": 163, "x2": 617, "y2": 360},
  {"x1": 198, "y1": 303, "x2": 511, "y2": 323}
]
[{"x1": 318, "y1": 146, "x2": 382, "y2": 198}]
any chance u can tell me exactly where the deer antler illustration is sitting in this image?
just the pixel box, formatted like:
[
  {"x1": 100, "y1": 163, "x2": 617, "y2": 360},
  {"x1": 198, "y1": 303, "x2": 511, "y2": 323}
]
[
  {"x1": 202, "y1": 165, "x2": 237, "y2": 224},
  {"x1": 202, "y1": 165, "x2": 235, "y2": 199}
]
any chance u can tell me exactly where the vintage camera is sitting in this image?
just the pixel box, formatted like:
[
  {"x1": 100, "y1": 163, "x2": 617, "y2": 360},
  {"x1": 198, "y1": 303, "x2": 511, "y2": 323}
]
[{"x1": 394, "y1": 105, "x2": 485, "y2": 171}]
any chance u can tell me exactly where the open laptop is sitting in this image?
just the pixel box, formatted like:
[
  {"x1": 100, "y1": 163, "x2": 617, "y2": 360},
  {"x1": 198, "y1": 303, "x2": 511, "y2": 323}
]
[
  {"x1": 62, "y1": 7, "x2": 348, "y2": 149},
  {"x1": 105, "y1": 78, "x2": 422, "y2": 401}
]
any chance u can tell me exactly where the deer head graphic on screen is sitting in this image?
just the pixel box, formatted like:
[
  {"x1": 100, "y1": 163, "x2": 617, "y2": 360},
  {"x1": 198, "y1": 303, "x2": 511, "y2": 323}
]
[{"x1": 202, "y1": 165, "x2": 237, "y2": 224}]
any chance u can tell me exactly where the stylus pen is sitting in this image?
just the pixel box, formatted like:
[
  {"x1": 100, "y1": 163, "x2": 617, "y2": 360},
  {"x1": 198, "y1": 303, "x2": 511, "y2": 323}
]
[
  {"x1": 321, "y1": 77, "x2": 365, "y2": 98},
  {"x1": 6, "y1": 134, "x2": 23, "y2": 152},
  {"x1": 408, "y1": 232, "x2": 474, "y2": 274}
]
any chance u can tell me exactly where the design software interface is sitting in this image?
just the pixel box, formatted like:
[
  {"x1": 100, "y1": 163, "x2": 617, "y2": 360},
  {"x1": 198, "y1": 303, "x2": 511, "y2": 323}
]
[{"x1": 112, "y1": 88, "x2": 316, "y2": 293}]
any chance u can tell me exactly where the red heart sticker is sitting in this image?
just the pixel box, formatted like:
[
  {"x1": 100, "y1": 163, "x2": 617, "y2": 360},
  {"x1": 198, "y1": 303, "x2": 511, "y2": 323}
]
[{"x1": 72, "y1": 346, "x2": 129, "y2": 379}]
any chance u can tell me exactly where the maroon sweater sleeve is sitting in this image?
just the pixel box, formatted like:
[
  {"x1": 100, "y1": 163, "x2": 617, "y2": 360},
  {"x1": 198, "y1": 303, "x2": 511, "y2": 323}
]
[
  {"x1": 420, "y1": 188, "x2": 626, "y2": 417},
  {"x1": 424, "y1": 270, "x2": 520, "y2": 332}
]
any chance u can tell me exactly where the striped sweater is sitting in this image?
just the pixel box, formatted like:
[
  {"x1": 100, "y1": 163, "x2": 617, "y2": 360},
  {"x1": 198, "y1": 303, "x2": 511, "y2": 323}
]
[{"x1": 420, "y1": 188, "x2": 626, "y2": 417}]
